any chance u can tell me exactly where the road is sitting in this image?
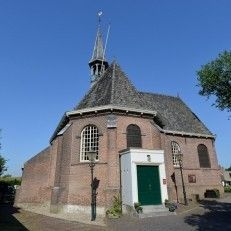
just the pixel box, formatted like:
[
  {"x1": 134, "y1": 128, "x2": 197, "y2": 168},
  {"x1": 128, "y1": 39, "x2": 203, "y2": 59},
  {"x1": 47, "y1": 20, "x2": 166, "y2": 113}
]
[{"x1": 0, "y1": 194, "x2": 231, "y2": 231}]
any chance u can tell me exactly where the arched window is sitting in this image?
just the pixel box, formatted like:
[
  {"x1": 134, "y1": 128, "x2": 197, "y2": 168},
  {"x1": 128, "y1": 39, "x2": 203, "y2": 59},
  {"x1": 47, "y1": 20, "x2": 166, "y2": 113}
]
[
  {"x1": 127, "y1": 124, "x2": 142, "y2": 148},
  {"x1": 171, "y1": 141, "x2": 181, "y2": 167},
  {"x1": 80, "y1": 125, "x2": 99, "y2": 162},
  {"x1": 198, "y1": 144, "x2": 211, "y2": 168}
]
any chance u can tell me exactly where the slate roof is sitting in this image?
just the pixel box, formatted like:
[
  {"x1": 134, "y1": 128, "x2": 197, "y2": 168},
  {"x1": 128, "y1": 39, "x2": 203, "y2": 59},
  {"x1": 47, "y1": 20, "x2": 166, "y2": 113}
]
[
  {"x1": 76, "y1": 62, "x2": 146, "y2": 110},
  {"x1": 140, "y1": 92, "x2": 213, "y2": 135},
  {"x1": 74, "y1": 62, "x2": 213, "y2": 136}
]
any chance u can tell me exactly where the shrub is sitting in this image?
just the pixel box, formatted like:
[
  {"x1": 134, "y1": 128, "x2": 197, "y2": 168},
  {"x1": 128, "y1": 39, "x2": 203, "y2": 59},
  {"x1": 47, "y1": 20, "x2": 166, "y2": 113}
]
[
  {"x1": 224, "y1": 185, "x2": 231, "y2": 193},
  {"x1": 0, "y1": 177, "x2": 21, "y2": 186},
  {"x1": 0, "y1": 181, "x2": 16, "y2": 203},
  {"x1": 106, "y1": 195, "x2": 122, "y2": 217}
]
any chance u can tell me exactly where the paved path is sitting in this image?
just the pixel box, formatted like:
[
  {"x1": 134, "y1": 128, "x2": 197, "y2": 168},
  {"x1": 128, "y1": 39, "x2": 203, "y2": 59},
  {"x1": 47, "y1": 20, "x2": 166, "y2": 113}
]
[
  {"x1": 0, "y1": 204, "x2": 105, "y2": 231},
  {"x1": 108, "y1": 194, "x2": 231, "y2": 231},
  {"x1": 1, "y1": 194, "x2": 231, "y2": 230}
]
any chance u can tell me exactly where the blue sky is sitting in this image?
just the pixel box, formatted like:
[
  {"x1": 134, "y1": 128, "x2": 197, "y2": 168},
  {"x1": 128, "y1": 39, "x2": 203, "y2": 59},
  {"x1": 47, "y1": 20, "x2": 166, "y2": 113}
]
[{"x1": 0, "y1": 0, "x2": 230, "y2": 176}]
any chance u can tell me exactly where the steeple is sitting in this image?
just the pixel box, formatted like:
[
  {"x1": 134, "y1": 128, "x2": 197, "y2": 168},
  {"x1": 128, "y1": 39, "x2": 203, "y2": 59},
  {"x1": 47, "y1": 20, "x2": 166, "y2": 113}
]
[
  {"x1": 89, "y1": 13, "x2": 109, "y2": 87},
  {"x1": 91, "y1": 27, "x2": 104, "y2": 61}
]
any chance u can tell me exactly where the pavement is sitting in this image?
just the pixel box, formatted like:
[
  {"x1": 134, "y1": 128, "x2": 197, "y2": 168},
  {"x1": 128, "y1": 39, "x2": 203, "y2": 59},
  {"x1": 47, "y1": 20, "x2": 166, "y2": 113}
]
[
  {"x1": 0, "y1": 193, "x2": 231, "y2": 230},
  {"x1": 108, "y1": 194, "x2": 231, "y2": 231},
  {"x1": 0, "y1": 204, "x2": 105, "y2": 231}
]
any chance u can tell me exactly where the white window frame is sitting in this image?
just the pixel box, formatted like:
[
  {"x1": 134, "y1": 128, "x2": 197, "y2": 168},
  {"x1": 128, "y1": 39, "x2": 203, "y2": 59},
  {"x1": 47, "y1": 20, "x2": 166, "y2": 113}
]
[
  {"x1": 171, "y1": 141, "x2": 180, "y2": 167},
  {"x1": 80, "y1": 125, "x2": 99, "y2": 162}
]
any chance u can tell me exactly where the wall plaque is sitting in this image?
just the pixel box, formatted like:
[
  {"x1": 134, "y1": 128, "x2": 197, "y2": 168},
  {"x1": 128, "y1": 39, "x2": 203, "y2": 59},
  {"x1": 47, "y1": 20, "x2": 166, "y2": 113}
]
[
  {"x1": 107, "y1": 115, "x2": 117, "y2": 128},
  {"x1": 188, "y1": 174, "x2": 196, "y2": 183}
]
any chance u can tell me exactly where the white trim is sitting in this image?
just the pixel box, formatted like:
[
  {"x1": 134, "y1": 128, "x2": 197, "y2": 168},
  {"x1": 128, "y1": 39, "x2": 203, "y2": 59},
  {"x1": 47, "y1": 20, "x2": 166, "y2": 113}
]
[
  {"x1": 120, "y1": 149, "x2": 168, "y2": 207},
  {"x1": 171, "y1": 141, "x2": 181, "y2": 167},
  {"x1": 66, "y1": 105, "x2": 157, "y2": 117},
  {"x1": 152, "y1": 122, "x2": 215, "y2": 139},
  {"x1": 120, "y1": 148, "x2": 164, "y2": 155},
  {"x1": 80, "y1": 125, "x2": 99, "y2": 162},
  {"x1": 57, "y1": 123, "x2": 72, "y2": 136}
]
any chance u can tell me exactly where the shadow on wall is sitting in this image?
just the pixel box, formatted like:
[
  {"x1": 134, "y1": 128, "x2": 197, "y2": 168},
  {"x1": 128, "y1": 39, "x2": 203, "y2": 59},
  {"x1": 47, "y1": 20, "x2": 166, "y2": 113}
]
[
  {"x1": 0, "y1": 204, "x2": 28, "y2": 230},
  {"x1": 184, "y1": 199, "x2": 231, "y2": 231}
]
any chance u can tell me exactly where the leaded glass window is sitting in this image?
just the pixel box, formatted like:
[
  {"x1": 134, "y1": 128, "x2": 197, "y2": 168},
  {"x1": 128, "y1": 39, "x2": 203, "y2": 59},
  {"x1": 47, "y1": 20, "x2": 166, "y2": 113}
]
[
  {"x1": 198, "y1": 144, "x2": 211, "y2": 168},
  {"x1": 80, "y1": 125, "x2": 99, "y2": 162},
  {"x1": 171, "y1": 141, "x2": 180, "y2": 167},
  {"x1": 127, "y1": 124, "x2": 142, "y2": 148}
]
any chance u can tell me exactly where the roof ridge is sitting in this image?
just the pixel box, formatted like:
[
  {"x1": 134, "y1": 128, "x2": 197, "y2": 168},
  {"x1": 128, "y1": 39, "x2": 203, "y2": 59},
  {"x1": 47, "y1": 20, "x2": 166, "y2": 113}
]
[{"x1": 140, "y1": 91, "x2": 179, "y2": 99}]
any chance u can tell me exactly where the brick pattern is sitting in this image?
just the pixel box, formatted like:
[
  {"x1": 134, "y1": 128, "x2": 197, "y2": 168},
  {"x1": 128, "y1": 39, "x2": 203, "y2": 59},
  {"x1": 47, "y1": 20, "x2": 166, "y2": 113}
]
[
  {"x1": 17, "y1": 113, "x2": 222, "y2": 210},
  {"x1": 161, "y1": 133, "x2": 223, "y2": 201},
  {"x1": 16, "y1": 148, "x2": 52, "y2": 204}
]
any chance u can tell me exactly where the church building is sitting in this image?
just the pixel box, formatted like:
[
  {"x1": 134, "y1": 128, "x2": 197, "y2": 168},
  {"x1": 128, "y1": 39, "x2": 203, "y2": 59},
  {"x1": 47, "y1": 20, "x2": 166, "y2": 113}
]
[{"x1": 15, "y1": 21, "x2": 222, "y2": 217}]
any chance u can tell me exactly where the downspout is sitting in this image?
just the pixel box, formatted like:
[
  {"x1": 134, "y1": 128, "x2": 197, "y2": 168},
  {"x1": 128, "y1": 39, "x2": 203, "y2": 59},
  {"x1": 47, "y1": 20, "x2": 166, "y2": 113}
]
[{"x1": 119, "y1": 154, "x2": 123, "y2": 214}]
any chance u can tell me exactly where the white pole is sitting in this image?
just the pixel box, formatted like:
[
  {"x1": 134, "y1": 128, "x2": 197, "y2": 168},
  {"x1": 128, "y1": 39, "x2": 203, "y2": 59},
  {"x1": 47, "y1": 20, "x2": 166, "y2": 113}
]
[
  {"x1": 103, "y1": 23, "x2": 111, "y2": 61},
  {"x1": 101, "y1": 23, "x2": 111, "y2": 73}
]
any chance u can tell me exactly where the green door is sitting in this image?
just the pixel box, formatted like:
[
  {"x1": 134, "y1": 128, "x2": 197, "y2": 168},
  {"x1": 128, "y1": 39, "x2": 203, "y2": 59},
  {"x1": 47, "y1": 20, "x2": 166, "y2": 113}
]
[{"x1": 137, "y1": 165, "x2": 162, "y2": 205}]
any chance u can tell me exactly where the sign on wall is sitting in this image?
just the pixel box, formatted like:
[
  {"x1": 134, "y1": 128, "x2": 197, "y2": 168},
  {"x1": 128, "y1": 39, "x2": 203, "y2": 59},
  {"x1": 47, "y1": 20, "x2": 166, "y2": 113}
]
[{"x1": 188, "y1": 175, "x2": 196, "y2": 183}]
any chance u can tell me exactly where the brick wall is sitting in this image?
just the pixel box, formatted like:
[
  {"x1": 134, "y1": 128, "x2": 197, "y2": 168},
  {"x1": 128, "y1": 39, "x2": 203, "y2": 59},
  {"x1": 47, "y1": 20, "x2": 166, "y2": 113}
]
[
  {"x1": 161, "y1": 133, "x2": 223, "y2": 201},
  {"x1": 66, "y1": 113, "x2": 162, "y2": 208},
  {"x1": 16, "y1": 147, "x2": 52, "y2": 204},
  {"x1": 68, "y1": 115, "x2": 110, "y2": 207},
  {"x1": 17, "y1": 112, "x2": 223, "y2": 210}
]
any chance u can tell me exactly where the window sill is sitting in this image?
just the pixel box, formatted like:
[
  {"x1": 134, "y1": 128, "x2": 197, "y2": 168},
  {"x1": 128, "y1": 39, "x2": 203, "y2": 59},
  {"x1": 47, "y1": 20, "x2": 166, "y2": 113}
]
[{"x1": 71, "y1": 162, "x2": 107, "y2": 166}]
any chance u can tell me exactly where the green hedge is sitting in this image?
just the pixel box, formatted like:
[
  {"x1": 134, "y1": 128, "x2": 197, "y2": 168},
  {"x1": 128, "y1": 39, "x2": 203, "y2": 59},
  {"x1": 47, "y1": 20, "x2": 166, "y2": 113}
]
[{"x1": 0, "y1": 177, "x2": 21, "y2": 186}]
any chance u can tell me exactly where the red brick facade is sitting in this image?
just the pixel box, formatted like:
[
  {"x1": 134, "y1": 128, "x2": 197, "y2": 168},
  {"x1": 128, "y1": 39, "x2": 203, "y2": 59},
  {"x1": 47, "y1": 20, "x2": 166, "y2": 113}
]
[{"x1": 15, "y1": 113, "x2": 223, "y2": 213}]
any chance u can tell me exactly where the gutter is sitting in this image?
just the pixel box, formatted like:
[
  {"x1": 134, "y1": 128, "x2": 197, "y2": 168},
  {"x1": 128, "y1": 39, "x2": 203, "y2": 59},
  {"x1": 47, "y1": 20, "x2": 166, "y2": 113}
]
[
  {"x1": 66, "y1": 105, "x2": 157, "y2": 117},
  {"x1": 50, "y1": 105, "x2": 157, "y2": 143},
  {"x1": 49, "y1": 113, "x2": 69, "y2": 143},
  {"x1": 151, "y1": 121, "x2": 215, "y2": 139}
]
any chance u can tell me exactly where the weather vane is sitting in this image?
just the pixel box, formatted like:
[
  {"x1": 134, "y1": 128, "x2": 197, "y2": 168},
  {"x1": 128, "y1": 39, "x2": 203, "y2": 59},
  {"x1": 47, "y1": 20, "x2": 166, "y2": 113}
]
[{"x1": 98, "y1": 10, "x2": 103, "y2": 24}]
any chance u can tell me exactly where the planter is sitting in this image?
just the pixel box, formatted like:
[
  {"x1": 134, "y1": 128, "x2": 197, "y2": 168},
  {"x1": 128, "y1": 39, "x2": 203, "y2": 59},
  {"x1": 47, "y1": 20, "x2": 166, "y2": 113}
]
[
  {"x1": 165, "y1": 200, "x2": 178, "y2": 212},
  {"x1": 134, "y1": 202, "x2": 143, "y2": 214},
  {"x1": 169, "y1": 205, "x2": 176, "y2": 212},
  {"x1": 136, "y1": 207, "x2": 143, "y2": 214}
]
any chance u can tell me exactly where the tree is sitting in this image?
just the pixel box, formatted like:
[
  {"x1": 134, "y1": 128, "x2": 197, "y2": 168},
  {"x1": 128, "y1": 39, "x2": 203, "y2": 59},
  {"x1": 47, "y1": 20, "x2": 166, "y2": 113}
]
[
  {"x1": 0, "y1": 155, "x2": 7, "y2": 176},
  {"x1": 226, "y1": 165, "x2": 231, "y2": 171},
  {"x1": 0, "y1": 130, "x2": 7, "y2": 176},
  {"x1": 197, "y1": 51, "x2": 231, "y2": 112}
]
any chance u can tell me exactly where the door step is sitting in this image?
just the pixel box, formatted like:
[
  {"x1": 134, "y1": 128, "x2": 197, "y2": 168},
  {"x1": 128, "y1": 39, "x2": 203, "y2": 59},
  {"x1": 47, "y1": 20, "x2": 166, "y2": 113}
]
[{"x1": 138, "y1": 205, "x2": 176, "y2": 218}]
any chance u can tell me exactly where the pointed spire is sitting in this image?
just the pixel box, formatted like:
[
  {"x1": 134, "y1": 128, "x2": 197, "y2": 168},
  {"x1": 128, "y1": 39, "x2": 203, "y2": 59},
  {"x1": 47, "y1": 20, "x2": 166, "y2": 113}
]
[
  {"x1": 91, "y1": 27, "x2": 104, "y2": 61},
  {"x1": 89, "y1": 11, "x2": 109, "y2": 87}
]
